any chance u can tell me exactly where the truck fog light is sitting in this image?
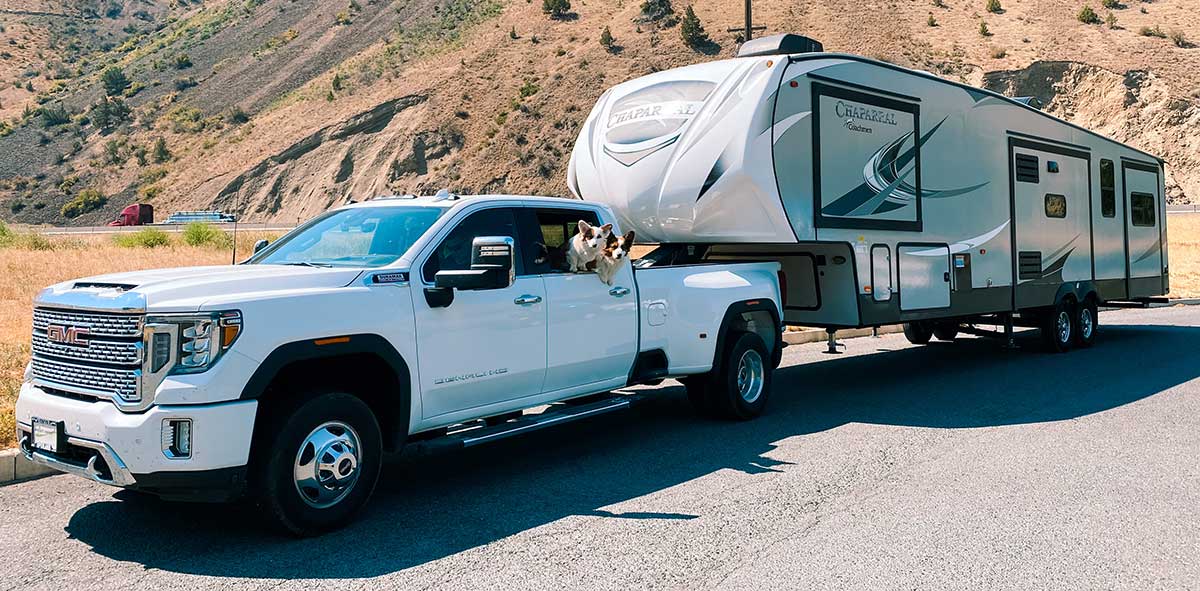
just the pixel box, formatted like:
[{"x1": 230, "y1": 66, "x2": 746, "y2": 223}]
[{"x1": 162, "y1": 419, "x2": 192, "y2": 459}]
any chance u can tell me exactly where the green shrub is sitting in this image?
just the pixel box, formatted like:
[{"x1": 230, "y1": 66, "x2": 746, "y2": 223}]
[
  {"x1": 100, "y1": 66, "x2": 129, "y2": 96},
  {"x1": 518, "y1": 79, "x2": 540, "y2": 98},
  {"x1": 16, "y1": 232, "x2": 52, "y2": 250},
  {"x1": 182, "y1": 222, "x2": 231, "y2": 247},
  {"x1": 1078, "y1": 5, "x2": 1101, "y2": 24},
  {"x1": 1101, "y1": 0, "x2": 1119, "y2": 8},
  {"x1": 638, "y1": 0, "x2": 675, "y2": 23},
  {"x1": 152, "y1": 137, "x2": 171, "y2": 163},
  {"x1": 979, "y1": 21, "x2": 991, "y2": 36},
  {"x1": 61, "y1": 188, "x2": 106, "y2": 218},
  {"x1": 0, "y1": 221, "x2": 12, "y2": 245},
  {"x1": 174, "y1": 53, "x2": 193, "y2": 69},
  {"x1": 542, "y1": 0, "x2": 570, "y2": 18},
  {"x1": 1139, "y1": 24, "x2": 1165, "y2": 38},
  {"x1": 114, "y1": 227, "x2": 171, "y2": 248},
  {"x1": 139, "y1": 167, "x2": 168, "y2": 185},
  {"x1": 928, "y1": 13, "x2": 938, "y2": 26},
  {"x1": 679, "y1": 5, "x2": 710, "y2": 48},
  {"x1": 166, "y1": 106, "x2": 205, "y2": 133},
  {"x1": 89, "y1": 96, "x2": 131, "y2": 130},
  {"x1": 1169, "y1": 29, "x2": 1188, "y2": 48},
  {"x1": 39, "y1": 104, "x2": 70, "y2": 128},
  {"x1": 986, "y1": 0, "x2": 1002, "y2": 13},
  {"x1": 1105, "y1": 11, "x2": 1117, "y2": 28}
]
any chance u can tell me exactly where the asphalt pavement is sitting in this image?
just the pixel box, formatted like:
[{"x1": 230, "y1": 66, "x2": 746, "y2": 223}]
[{"x1": 1, "y1": 306, "x2": 1198, "y2": 590}]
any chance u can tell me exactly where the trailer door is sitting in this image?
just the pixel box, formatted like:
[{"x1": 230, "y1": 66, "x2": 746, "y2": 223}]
[
  {"x1": 1123, "y1": 161, "x2": 1163, "y2": 297},
  {"x1": 898, "y1": 244, "x2": 950, "y2": 310}
]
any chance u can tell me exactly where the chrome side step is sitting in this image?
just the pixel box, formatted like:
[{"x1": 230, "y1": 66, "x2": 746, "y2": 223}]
[{"x1": 406, "y1": 394, "x2": 639, "y2": 455}]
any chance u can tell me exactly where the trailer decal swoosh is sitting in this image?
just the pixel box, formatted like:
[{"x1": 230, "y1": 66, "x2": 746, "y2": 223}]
[
  {"x1": 907, "y1": 220, "x2": 1010, "y2": 256},
  {"x1": 1131, "y1": 242, "x2": 1160, "y2": 264}
]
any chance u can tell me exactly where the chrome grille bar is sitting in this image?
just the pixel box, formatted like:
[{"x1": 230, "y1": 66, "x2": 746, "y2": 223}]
[
  {"x1": 31, "y1": 331, "x2": 142, "y2": 365},
  {"x1": 32, "y1": 307, "x2": 143, "y2": 338},
  {"x1": 29, "y1": 357, "x2": 140, "y2": 402}
]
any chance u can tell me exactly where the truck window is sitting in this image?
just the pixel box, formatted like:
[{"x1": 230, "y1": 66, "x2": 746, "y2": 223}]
[
  {"x1": 1100, "y1": 159, "x2": 1116, "y2": 218},
  {"x1": 1130, "y1": 192, "x2": 1156, "y2": 227},
  {"x1": 422, "y1": 207, "x2": 522, "y2": 282},
  {"x1": 524, "y1": 208, "x2": 602, "y2": 274}
]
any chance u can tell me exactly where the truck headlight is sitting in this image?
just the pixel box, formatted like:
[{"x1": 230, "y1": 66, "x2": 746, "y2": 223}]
[{"x1": 145, "y1": 311, "x2": 242, "y2": 375}]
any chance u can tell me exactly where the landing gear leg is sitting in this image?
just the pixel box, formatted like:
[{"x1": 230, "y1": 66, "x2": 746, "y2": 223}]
[
  {"x1": 1002, "y1": 312, "x2": 1017, "y2": 350},
  {"x1": 823, "y1": 328, "x2": 844, "y2": 355}
]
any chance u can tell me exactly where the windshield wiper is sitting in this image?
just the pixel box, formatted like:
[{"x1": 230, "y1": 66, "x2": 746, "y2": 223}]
[{"x1": 278, "y1": 261, "x2": 334, "y2": 268}]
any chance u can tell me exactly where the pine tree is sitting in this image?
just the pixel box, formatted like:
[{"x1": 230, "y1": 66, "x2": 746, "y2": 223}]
[
  {"x1": 600, "y1": 26, "x2": 615, "y2": 51},
  {"x1": 679, "y1": 5, "x2": 709, "y2": 48}
]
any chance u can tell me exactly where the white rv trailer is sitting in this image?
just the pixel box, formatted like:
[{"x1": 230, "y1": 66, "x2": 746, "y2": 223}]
[{"x1": 568, "y1": 34, "x2": 1168, "y2": 350}]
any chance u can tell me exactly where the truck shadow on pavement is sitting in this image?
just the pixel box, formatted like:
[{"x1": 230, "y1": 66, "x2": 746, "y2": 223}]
[{"x1": 64, "y1": 322, "x2": 1200, "y2": 579}]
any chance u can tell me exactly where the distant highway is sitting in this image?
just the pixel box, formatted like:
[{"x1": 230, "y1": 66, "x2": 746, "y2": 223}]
[
  {"x1": 1167, "y1": 205, "x2": 1200, "y2": 215},
  {"x1": 40, "y1": 223, "x2": 295, "y2": 236}
]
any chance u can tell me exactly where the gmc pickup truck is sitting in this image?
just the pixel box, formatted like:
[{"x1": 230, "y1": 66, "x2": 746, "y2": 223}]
[{"x1": 16, "y1": 194, "x2": 783, "y2": 535}]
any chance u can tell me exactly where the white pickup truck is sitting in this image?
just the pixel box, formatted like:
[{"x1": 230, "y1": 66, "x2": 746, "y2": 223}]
[{"x1": 16, "y1": 194, "x2": 783, "y2": 535}]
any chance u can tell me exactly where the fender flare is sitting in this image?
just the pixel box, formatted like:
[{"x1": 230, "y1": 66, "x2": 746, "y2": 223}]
[
  {"x1": 1054, "y1": 281, "x2": 1098, "y2": 307},
  {"x1": 710, "y1": 299, "x2": 784, "y2": 372},
  {"x1": 239, "y1": 334, "x2": 412, "y2": 448}
]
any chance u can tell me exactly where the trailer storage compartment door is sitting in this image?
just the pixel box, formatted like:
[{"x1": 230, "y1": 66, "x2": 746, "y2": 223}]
[{"x1": 898, "y1": 245, "x2": 950, "y2": 310}]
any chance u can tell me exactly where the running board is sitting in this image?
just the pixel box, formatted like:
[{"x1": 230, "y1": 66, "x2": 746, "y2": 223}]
[{"x1": 405, "y1": 394, "x2": 640, "y2": 456}]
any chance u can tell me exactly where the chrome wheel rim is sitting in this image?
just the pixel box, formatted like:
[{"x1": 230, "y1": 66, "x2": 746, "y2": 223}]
[
  {"x1": 293, "y1": 421, "x2": 362, "y2": 509},
  {"x1": 1080, "y1": 307, "x2": 1094, "y2": 340},
  {"x1": 1057, "y1": 310, "x2": 1071, "y2": 344},
  {"x1": 736, "y1": 349, "x2": 765, "y2": 404}
]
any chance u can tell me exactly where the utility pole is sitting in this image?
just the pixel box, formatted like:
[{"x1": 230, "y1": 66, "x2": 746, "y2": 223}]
[{"x1": 726, "y1": 0, "x2": 765, "y2": 42}]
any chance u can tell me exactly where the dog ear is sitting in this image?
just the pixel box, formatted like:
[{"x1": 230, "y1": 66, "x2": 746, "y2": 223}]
[
  {"x1": 624, "y1": 230, "x2": 635, "y2": 244},
  {"x1": 600, "y1": 223, "x2": 613, "y2": 234},
  {"x1": 577, "y1": 220, "x2": 593, "y2": 238}
]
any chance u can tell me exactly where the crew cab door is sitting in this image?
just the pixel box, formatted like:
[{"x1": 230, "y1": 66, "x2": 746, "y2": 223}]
[
  {"x1": 520, "y1": 207, "x2": 638, "y2": 397},
  {"x1": 413, "y1": 206, "x2": 547, "y2": 420}
]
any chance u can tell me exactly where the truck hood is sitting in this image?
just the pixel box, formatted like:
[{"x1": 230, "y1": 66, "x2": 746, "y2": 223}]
[{"x1": 36, "y1": 264, "x2": 366, "y2": 312}]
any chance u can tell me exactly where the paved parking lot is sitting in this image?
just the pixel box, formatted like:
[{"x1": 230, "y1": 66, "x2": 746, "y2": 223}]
[{"x1": 2, "y1": 306, "x2": 1198, "y2": 590}]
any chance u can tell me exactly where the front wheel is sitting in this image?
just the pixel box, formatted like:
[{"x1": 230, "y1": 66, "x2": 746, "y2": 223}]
[
  {"x1": 903, "y1": 322, "x2": 933, "y2": 345},
  {"x1": 258, "y1": 392, "x2": 382, "y2": 536}
]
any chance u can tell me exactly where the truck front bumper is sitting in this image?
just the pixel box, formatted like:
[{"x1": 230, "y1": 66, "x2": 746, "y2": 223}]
[{"x1": 15, "y1": 382, "x2": 258, "y2": 501}]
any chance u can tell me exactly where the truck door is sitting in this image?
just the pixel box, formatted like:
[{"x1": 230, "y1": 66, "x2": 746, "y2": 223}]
[
  {"x1": 521, "y1": 207, "x2": 638, "y2": 397},
  {"x1": 413, "y1": 206, "x2": 548, "y2": 420},
  {"x1": 1123, "y1": 161, "x2": 1163, "y2": 297}
]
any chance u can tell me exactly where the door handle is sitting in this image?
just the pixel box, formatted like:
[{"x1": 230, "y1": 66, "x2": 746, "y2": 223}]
[
  {"x1": 609, "y1": 286, "x2": 631, "y2": 297},
  {"x1": 514, "y1": 295, "x2": 542, "y2": 305}
]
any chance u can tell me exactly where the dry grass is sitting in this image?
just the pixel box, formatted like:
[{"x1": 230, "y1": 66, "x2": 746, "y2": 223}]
[
  {"x1": 0, "y1": 230, "x2": 277, "y2": 448},
  {"x1": 2, "y1": 219, "x2": 1198, "y2": 449}
]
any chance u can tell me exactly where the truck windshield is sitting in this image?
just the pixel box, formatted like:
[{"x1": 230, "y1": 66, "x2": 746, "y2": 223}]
[{"x1": 252, "y1": 206, "x2": 445, "y2": 268}]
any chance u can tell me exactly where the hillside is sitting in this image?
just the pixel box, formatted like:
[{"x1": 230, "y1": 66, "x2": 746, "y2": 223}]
[{"x1": 0, "y1": 0, "x2": 1197, "y2": 225}]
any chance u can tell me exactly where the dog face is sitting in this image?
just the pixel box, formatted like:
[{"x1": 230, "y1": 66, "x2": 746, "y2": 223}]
[
  {"x1": 577, "y1": 220, "x2": 613, "y2": 249},
  {"x1": 604, "y1": 230, "x2": 636, "y2": 260}
]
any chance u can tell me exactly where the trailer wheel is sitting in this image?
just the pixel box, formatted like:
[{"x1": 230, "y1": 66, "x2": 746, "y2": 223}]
[
  {"x1": 258, "y1": 392, "x2": 382, "y2": 536},
  {"x1": 932, "y1": 323, "x2": 959, "y2": 342},
  {"x1": 1073, "y1": 297, "x2": 1098, "y2": 348},
  {"x1": 1040, "y1": 298, "x2": 1075, "y2": 353},
  {"x1": 903, "y1": 322, "x2": 933, "y2": 345}
]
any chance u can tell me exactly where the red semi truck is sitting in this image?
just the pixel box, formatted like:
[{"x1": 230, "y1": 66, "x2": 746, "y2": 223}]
[{"x1": 107, "y1": 204, "x2": 154, "y2": 226}]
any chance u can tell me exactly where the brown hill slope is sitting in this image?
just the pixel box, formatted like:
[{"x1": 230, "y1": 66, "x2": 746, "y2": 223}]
[{"x1": 0, "y1": 0, "x2": 1197, "y2": 225}]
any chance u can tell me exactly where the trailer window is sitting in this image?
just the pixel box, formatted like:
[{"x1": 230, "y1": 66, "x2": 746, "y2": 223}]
[
  {"x1": 1100, "y1": 159, "x2": 1116, "y2": 218},
  {"x1": 1015, "y1": 154, "x2": 1040, "y2": 183},
  {"x1": 1131, "y1": 192, "x2": 1156, "y2": 227},
  {"x1": 1044, "y1": 194, "x2": 1066, "y2": 219}
]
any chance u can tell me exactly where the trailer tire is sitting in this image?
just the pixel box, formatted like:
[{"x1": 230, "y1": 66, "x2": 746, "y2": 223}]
[
  {"x1": 903, "y1": 322, "x2": 933, "y2": 345},
  {"x1": 258, "y1": 392, "x2": 382, "y2": 537},
  {"x1": 1040, "y1": 298, "x2": 1075, "y2": 354},
  {"x1": 1073, "y1": 297, "x2": 1098, "y2": 348},
  {"x1": 932, "y1": 323, "x2": 959, "y2": 341}
]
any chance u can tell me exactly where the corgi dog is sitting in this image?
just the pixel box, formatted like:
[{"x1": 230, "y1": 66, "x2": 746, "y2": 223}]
[
  {"x1": 567, "y1": 220, "x2": 612, "y2": 272},
  {"x1": 594, "y1": 230, "x2": 636, "y2": 285}
]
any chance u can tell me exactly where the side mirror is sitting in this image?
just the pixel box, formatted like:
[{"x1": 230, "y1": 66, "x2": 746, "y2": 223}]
[
  {"x1": 433, "y1": 236, "x2": 516, "y2": 291},
  {"x1": 252, "y1": 239, "x2": 270, "y2": 254}
]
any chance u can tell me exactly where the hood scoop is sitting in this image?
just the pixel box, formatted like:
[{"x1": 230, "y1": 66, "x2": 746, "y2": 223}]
[{"x1": 73, "y1": 281, "x2": 137, "y2": 292}]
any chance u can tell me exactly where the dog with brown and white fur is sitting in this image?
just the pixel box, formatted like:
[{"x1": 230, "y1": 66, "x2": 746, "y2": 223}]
[
  {"x1": 567, "y1": 220, "x2": 612, "y2": 272},
  {"x1": 593, "y1": 230, "x2": 636, "y2": 285}
]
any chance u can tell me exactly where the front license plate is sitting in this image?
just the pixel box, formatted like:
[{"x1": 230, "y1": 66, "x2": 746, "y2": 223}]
[{"x1": 31, "y1": 418, "x2": 63, "y2": 453}]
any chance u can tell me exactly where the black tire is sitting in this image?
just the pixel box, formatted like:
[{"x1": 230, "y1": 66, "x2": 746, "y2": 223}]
[
  {"x1": 903, "y1": 321, "x2": 933, "y2": 345},
  {"x1": 1073, "y1": 297, "x2": 1098, "y2": 348},
  {"x1": 258, "y1": 392, "x2": 382, "y2": 536},
  {"x1": 932, "y1": 323, "x2": 959, "y2": 342},
  {"x1": 1040, "y1": 298, "x2": 1076, "y2": 353},
  {"x1": 703, "y1": 332, "x2": 773, "y2": 421}
]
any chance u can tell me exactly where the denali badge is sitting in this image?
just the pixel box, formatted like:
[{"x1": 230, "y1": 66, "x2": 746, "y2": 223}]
[{"x1": 46, "y1": 324, "x2": 90, "y2": 346}]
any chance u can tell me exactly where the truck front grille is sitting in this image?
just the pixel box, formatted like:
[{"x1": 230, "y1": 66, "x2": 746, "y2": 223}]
[{"x1": 29, "y1": 307, "x2": 144, "y2": 404}]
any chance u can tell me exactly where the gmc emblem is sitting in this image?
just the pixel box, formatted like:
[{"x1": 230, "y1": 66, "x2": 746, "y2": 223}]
[{"x1": 46, "y1": 324, "x2": 90, "y2": 346}]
